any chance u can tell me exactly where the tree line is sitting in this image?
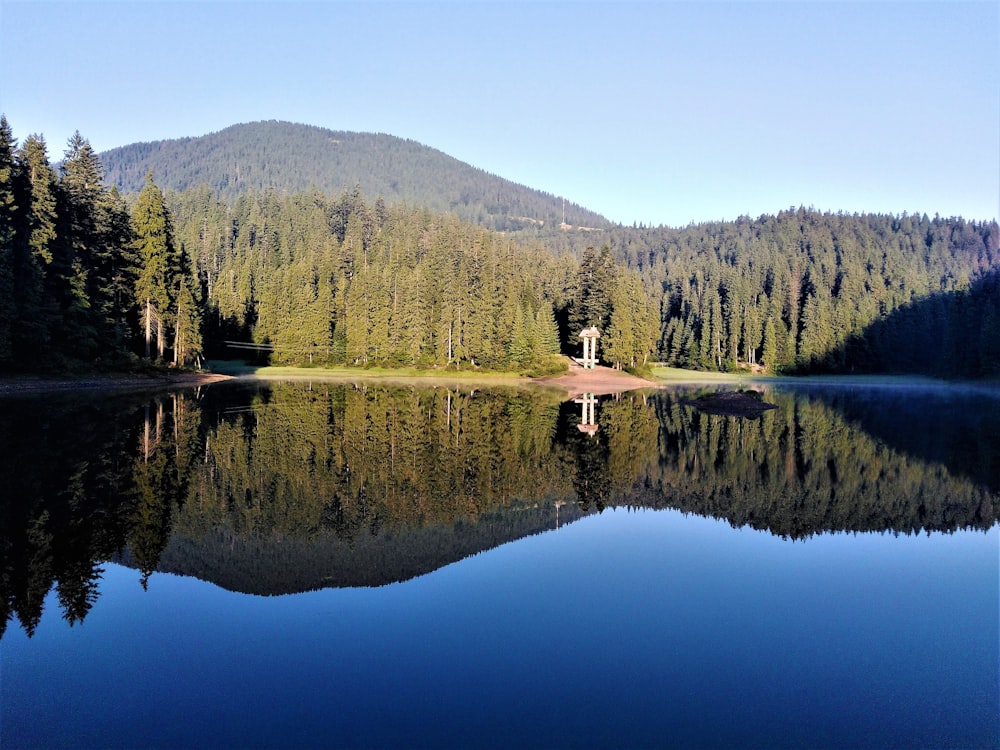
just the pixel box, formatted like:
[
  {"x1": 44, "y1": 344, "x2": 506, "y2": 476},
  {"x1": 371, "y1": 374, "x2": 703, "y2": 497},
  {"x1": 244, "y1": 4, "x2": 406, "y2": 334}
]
[
  {"x1": 1, "y1": 117, "x2": 659, "y2": 374},
  {"x1": 603, "y1": 210, "x2": 999, "y2": 376},
  {"x1": 0, "y1": 117, "x2": 203, "y2": 370},
  {"x1": 3, "y1": 115, "x2": 998, "y2": 378},
  {"x1": 168, "y1": 184, "x2": 658, "y2": 371}
]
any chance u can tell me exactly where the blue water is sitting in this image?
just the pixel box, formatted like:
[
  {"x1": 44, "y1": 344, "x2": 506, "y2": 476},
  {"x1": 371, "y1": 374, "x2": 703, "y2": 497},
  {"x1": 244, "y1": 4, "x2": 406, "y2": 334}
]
[{"x1": 3, "y1": 508, "x2": 996, "y2": 749}]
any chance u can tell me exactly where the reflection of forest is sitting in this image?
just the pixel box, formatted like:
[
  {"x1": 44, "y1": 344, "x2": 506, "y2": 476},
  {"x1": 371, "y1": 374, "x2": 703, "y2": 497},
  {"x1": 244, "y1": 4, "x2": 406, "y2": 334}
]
[
  {"x1": 2, "y1": 382, "x2": 998, "y2": 635},
  {"x1": 638, "y1": 388, "x2": 999, "y2": 538}
]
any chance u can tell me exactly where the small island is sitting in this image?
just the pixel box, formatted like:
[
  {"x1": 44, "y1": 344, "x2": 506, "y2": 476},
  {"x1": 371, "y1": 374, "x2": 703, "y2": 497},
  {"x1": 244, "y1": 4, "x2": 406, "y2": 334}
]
[{"x1": 682, "y1": 390, "x2": 778, "y2": 417}]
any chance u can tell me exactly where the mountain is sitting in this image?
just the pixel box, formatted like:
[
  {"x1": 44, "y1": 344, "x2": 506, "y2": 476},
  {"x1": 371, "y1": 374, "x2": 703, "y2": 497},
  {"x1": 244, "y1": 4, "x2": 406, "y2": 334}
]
[{"x1": 99, "y1": 120, "x2": 610, "y2": 232}]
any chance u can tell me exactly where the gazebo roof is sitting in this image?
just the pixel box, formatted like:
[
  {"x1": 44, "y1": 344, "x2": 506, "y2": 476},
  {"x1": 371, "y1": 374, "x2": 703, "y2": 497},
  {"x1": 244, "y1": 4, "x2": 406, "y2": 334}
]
[{"x1": 578, "y1": 326, "x2": 601, "y2": 338}]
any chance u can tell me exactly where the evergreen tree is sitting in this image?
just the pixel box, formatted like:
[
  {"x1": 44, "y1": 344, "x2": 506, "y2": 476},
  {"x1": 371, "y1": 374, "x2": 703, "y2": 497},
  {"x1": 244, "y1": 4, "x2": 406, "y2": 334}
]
[
  {"x1": 570, "y1": 245, "x2": 617, "y2": 335},
  {"x1": 13, "y1": 135, "x2": 58, "y2": 362},
  {"x1": 534, "y1": 301, "x2": 561, "y2": 356},
  {"x1": 761, "y1": 316, "x2": 778, "y2": 373},
  {"x1": 56, "y1": 131, "x2": 108, "y2": 360},
  {"x1": 132, "y1": 172, "x2": 175, "y2": 359},
  {"x1": 0, "y1": 117, "x2": 16, "y2": 364},
  {"x1": 605, "y1": 272, "x2": 656, "y2": 370},
  {"x1": 172, "y1": 244, "x2": 203, "y2": 367}
]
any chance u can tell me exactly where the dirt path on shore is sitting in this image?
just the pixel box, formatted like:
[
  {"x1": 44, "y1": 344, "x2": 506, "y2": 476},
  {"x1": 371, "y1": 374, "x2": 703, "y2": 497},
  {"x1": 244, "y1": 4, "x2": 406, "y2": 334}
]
[{"x1": 534, "y1": 358, "x2": 657, "y2": 396}]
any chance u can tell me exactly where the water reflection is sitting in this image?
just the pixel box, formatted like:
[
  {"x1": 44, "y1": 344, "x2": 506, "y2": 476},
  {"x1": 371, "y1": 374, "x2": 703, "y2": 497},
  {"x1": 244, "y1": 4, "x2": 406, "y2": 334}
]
[
  {"x1": 574, "y1": 392, "x2": 599, "y2": 435},
  {"x1": 1, "y1": 381, "x2": 998, "y2": 636}
]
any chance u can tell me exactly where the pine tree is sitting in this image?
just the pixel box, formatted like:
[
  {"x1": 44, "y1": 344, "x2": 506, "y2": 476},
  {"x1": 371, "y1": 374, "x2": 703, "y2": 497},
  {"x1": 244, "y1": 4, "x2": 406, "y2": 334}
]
[
  {"x1": 13, "y1": 135, "x2": 58, "y2": 361},
  {"x1": 761, "y1": 316, "x2": 778, "y2": 373},
  {"x1": 0, "y1": 116, "x2": 17, "y2": 364},
  {"x1": 570, "y1": 245, "x2": 617, "y2": 334},
  {"x1": 132, "y1": 172, "x2": 175, "y2": 359},
  {"x1": 101, "y1": 187, "x2": 136, "y2": 351},
  {"x1": 57, "y1": 131, "x2": 108, "y2": 359},
  {"x1": 606, "y1": 271, "x2": 657, "y2": 370},
  {"x1": 172, "y1": 244, "x2": 202, "y2": 367},
  {"x1": 534, "y1": 300, "x2": 561, "y2": 356}
]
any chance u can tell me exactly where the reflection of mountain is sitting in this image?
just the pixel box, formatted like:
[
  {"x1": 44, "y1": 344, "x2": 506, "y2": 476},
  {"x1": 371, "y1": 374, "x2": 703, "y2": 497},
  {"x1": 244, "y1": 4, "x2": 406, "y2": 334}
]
[
  {"x1": 3, "y1": 381, "x2": 999, "y2": 634},
  {"x1": 121, "y1": 383, "x2": 585, "y2": 594},
  {"x1": 119, "y1": 503, "x2": 587, "y2": 595}
]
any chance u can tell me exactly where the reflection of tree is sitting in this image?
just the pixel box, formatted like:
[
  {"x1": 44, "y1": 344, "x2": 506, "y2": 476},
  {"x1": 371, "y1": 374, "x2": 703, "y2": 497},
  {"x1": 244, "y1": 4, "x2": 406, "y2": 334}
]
[
  {"x1": 602, "y1": 394, "x2": 660, "y2": 491},
  {"x1": 128, "y1": 394, "x2": 203, "y2": 588},
  {"x1": 183, "y1": 384, "x2": 569, "y2": 542},
  {"x1": 3, "y1": 382, "x2": 999, "y2": 631},
  {"x1": 143, "y1": 383, "x2": 1000, "y2": 594},
  {"x1": 0, "y1": 386, "x2": 144, "y2": 635},
  {"x1": 0, "y1": 391, "x2": 202, "y2": 639},
  {"x1": 55, "y1": 557, "x2": 103, "y2": 627},
  {"x1": 563, "y1": 399, "x2": 611, "y2": 511},
  {"x1": 643, "y1": 390, "x2": 1000, "y2": 538},
  {"x1": 10, "y1": 514, "x2": 54, "y2": 638}
]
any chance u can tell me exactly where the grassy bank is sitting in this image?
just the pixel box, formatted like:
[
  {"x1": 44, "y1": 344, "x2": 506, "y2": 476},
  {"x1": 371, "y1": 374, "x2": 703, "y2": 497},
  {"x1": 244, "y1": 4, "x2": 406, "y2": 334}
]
[
  {"x1": 206, "y1": 360, "x2": 526, "y2": 385},
  {"x1": 650, "y1": 365, "x2": 984, "y2": 390},
  {"x1": 650, "y1": 367, "x2": 755, "y2": 384}
]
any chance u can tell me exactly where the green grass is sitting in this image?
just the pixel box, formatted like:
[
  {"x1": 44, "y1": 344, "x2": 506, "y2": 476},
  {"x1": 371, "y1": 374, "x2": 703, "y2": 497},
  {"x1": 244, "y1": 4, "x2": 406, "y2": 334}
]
[
  {"x1": 206, "y1": 360, "x2": 525, "y2": 383},
  {"x1": 650, "y1": 366, "x2": 753, "y2": 383},
  {"x1": 649, "y1": 366, "x2": 959, "y2": 388},
  {"x1": 209, "y1": 360, "x2": 981, "y2": 391}
]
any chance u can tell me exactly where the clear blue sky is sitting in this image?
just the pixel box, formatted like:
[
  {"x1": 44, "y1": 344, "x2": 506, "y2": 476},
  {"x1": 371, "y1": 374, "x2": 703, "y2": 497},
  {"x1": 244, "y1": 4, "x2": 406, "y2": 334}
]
[{"x1": 2, "y1": 1, "x2": 997, "y2": 227}]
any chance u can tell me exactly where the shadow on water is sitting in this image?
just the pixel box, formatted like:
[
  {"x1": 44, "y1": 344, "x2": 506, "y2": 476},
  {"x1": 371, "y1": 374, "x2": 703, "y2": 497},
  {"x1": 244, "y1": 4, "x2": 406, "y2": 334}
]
[
  {"x1": 782, "y1": 382, "x2": 1000, "y2": 494},
  {"x1": 1, "y1": 378, "x2": 998, "y2": 635}
]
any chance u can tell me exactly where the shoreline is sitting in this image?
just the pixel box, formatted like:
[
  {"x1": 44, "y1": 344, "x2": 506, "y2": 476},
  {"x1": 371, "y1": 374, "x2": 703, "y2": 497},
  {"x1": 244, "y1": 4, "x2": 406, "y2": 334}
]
[
  {"x1": 533, "y1": 361, "x2": 657, "y2": 396},
  {"x1": 0, "y1": 372, "x2": 233, "y2": 396},
  {"x1": 2, "y1": 365, "x2": 996, "y2": 398}
]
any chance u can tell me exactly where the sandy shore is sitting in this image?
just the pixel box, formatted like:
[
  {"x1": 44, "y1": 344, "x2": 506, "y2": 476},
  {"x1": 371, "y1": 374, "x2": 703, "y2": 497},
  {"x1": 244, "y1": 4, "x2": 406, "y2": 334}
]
[
  {"x1": 0, "y1": 359, "x2": 658, "y2": 398},
  {"x1": 534, "y1": 359, "x2": 657, "y2": 396}
]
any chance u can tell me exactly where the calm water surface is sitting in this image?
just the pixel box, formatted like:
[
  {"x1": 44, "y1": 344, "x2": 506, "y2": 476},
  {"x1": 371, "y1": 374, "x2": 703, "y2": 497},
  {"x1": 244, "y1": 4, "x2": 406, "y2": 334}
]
[{"x1": 1, "y1": 380, "x2": 997, "y2": 749}]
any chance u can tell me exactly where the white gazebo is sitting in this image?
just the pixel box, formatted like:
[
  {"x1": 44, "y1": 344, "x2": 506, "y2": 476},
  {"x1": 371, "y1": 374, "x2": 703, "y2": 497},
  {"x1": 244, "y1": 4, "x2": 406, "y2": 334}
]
[{"x1": 578, "y1": 326, "x2": 600, "y2": 370}]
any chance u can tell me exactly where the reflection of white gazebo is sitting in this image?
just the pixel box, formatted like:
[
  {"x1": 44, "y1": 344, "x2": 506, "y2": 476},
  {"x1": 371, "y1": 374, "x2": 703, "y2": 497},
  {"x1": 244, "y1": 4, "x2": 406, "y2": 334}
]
[
  {"x1": 574, "y1": 392, "x2": 599, "y2": 436},
  {"x1": 578, "y1": 326, "x2": 600, "y2": 369}
]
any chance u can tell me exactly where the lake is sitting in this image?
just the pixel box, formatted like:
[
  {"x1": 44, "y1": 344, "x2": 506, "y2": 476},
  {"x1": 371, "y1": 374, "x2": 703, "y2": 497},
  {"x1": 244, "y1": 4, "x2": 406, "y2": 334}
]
[{"x1": 1, "y1": 379, "x2": 997, "y2": 749}]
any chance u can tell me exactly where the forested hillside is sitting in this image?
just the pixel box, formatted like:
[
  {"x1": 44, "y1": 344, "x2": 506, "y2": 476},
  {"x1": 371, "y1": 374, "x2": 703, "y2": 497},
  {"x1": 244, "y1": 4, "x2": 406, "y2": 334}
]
[
  {"x1": 0, "y1": 116, "x2": 657, "y2": 375},
  {"x1": 96, "y1": 118, "x2": 1000, "y2": 378},
  {"x1": 3, "y1": 113, "x2": 998, "y2": 379},
  {"x1": 99, "y1": 120, "x2": 608, "y2": 232},
  {"x1": 168, "y1": 184, "x2": 657, "y2": 371},
  {"x1": 605, "y1": 211, "x2": 1000, "y2": 377}
]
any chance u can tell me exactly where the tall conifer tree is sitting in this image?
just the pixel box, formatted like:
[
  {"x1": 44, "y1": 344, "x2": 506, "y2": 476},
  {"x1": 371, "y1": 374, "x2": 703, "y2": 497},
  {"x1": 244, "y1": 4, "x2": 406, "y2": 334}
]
[
  {"x1": 0, "y1": 116, "x2": 17, "y2": 364},
  {"x1": 15, "y1": 135, "x2": 59, "y2": 359},
  {"x1": 132, "y1": 172, "x2": 175, "y2": 359}
]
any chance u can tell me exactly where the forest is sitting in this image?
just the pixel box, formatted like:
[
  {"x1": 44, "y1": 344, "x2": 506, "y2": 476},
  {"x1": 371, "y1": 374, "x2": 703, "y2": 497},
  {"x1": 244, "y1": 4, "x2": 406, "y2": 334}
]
[
  {"x1": 0, "y1": 117, "x2": 655, "y2": 375},
  {"x1": 2, "y1": 381, "x2": 997, "y2": 634},
  {"x1": 2, "y1": 114, "x2": 999, "y2": 379},
  {"x1": 609, "y1": 212, "x2": 1000, "y2": 377}
]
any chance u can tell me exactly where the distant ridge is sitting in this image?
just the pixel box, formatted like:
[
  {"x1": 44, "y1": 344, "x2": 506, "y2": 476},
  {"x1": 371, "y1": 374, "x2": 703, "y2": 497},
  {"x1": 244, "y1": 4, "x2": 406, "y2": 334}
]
[{"x1": 99, "y1": 120, "x2": 610, "y2": 232}]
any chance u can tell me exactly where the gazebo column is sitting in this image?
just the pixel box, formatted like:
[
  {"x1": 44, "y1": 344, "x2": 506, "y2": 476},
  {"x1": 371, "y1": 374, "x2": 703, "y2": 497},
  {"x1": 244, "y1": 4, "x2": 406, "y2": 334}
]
[{"x1": 578, "y1": 326, "x2": 601, "y2": 369}]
